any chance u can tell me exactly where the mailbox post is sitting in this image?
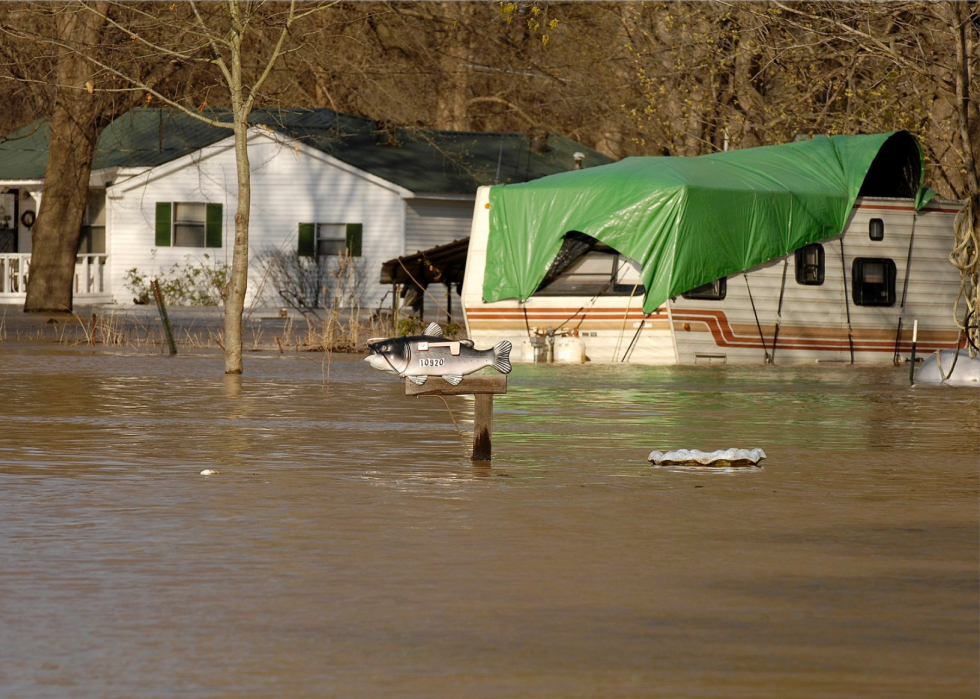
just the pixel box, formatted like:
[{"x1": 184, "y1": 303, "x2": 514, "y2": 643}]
[{"x1": 405, "y1": 374, "x2": 507, "y2": 461}]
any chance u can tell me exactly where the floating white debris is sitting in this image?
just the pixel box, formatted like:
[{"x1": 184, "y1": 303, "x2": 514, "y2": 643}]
[
  {"x1": 648, "y1": 448, "x2": 766, "y2": 467},
  {"x1": 200, "y1": 469, "x2": 219, "y2": 476}
]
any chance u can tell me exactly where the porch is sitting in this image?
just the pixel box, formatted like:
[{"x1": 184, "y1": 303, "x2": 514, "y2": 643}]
[{"x1": 0, "y1": 253, "x2": 112, "y2": 303}]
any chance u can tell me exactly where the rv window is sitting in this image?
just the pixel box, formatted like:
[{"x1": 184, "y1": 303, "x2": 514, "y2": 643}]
[
  {"x1": 795, "y1": 244, "x2": 824, "y2": 285},
  {"x1": 869, "y1": 218, "x2": 884, "y2": 241},
  {"x1": 681, "y1": 277, "x2": 727, "y2": 301},
  {"x1": 536, "y1": 252, "x2": 615, "y2": 295},
  {"x1": 537, "y1": 239, "x2": 643, "y2": 296},
  {"x1": 852, "y1": 258, "x2": 896, "y2": 306},
  {"x1": 613, "y1": 256, "x2": 645, "y2": 294}
]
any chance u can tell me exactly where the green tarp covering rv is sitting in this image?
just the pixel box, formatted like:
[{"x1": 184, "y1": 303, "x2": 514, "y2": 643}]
[{"x1": 483, "y1": 131, "x2": 933, "y2": 314}]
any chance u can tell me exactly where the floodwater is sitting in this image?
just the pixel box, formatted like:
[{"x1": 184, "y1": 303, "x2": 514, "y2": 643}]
[{"x1": 0, "y1": 347, "x2": 976, "y2": 699}]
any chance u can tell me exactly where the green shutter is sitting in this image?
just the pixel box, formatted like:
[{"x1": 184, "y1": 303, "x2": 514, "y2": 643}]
[
  {"x1": 346, "y1": 223, "x2": 362, "y2": 257},
  {"x1": 155, "y1": 202, "x2": 172, "y2": 247},
  {"x1": 298, "y1": 222, "x2": 315, "y2": 257},
  {"x1": 205, "y1": 203, "x2": 223, "y2": 248}
]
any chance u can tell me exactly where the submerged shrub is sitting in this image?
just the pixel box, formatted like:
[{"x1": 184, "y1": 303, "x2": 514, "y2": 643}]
[{"x1": 124, "y1": 255, "x2": 230, "y2": 306}]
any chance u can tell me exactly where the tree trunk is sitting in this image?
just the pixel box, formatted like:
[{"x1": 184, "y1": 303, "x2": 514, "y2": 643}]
[
  {"x1": 223, "y1": 13, "x2": 249, "y2": 375},
  {"x1": 946, "y1": 0, "x2": 979, "y2": 350},
  {"x1": 223, "y1": 116, "x2": 249, "y2": 374},
  {"x1": 435, "y1": 3, "x2": 473, "y2": 131},
  {"x1": 24, "y1": 3, "x2": 109, "y2": 313}
]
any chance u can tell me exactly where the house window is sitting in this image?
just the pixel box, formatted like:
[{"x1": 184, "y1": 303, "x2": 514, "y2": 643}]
[
  {"x1": 795, "y1": 243, "x2": 824, "y2": 285},
  {"x1": 154, "y1": 202, "x2": 223, "y2": 248},
  {"x1": 78, "y1": 190, "x2": 106, "y2": 254},
  {"x1": 869, "y1": 218, "x2": 884, "y2": 241},
  {"x1": 852, "y1": 258, "x2": 896, "y2": 306},
  {"x1": 298, "y1": 222, "x2": 362, "y2": 258},
  {"x1": 173, "y1": 203, "x2": 206, "y2": 247},
  {"x1": 682, "y1": 277, "x2": 727, "y2": 301}
]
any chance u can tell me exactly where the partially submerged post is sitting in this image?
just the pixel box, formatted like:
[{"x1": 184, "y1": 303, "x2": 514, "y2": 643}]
[
  {"x1": 405, "y1": 374, "x2": 507, "y2": 461},
  {"x1": 151, "y1": 279, "x2": 177, "y2": 356},
  {"x1": 909, "y1": 319, "x2": 918, "y2": 385}
]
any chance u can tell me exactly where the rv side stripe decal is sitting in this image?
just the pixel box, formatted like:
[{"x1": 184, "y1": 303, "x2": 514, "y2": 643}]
[
  {"x1": 465, "y1": 306, "x2": 962, "y2": 354},
  {"x1": 671, "y1": 309, "x2": 961, "y2": 353}
]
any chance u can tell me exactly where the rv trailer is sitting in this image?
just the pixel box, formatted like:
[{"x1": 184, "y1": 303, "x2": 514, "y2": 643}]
[{"x1": 461, "y1": 132, "x2": 965, "y2": 366}]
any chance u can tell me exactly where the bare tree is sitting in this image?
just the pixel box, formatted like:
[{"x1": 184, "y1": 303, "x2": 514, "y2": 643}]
[
  {"x1": 2, "y1": 1, "x2": 974, "y2": 348},
  {"x1": 62, "y1": 1, "x2": 333, "y2": 373},
  {"x1": 769, "y1": 1, "x2": 978, "y2": 348},
  {"x1": 0, "y1": 2, "x2": 180, "y2": 314},
  {"x1": 621, "y1": 1, "x2": 977, "y2": 345}
]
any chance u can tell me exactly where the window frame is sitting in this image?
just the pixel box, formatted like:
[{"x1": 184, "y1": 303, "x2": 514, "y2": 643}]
[
  {"x1": 869, "y1": 218, "x2": 884, "y2": 241},
  {"x1": 794, "y1": 243, "x2": 825, "y2": 285},
  {"x1": 154, "y1": 201, "x2": 223, "y2": 248},
  {"x1": 298, "y1": 222, "x2": 362, "y2": 258},
  {"x1": 536, "y1": 250, "x2": 615, "y2": 296},
  {"x1": 316, "y1": 223, "x2": 347, "y2": 257},
  {"x1": 681, "y1": 277, "x2": 727, "y2": 301},
  {"x1": 78, "y1": 189, "x2": 107, "y2": 255},
  {"x1": 852, "y1": 257, "x2": 897, "y2": 307},
  {"x1": 173, "y1": 202, "x2": 207, "y2": 248}
]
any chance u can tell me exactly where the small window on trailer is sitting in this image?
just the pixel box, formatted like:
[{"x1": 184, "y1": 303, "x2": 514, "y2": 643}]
[
  {"x1": 869, "y1": 218, "x2": 884, "y2": 241},
  {"x1": 795, "y1": 244, "x2": 824, "y2": 285},
  {"x1": 852, "y1": 258, "x2": 896, "y2": 306},
  {"x1": 681, "y1": 277, "x2": 727, "y2": 301}
]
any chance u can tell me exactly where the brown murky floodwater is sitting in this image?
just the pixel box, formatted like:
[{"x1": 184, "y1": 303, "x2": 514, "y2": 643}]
[{"x1": 0, "y1": 347, "x2": 976, "y2": 698}]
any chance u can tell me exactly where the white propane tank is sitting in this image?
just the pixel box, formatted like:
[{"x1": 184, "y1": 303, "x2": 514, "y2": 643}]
[
  {"x1": 522, "y1": 334, "x2": 549, "y2": 363},
  {"x1": 554, "y1": 335, "x2": 586, "y2": 363},
  {"x1": 521, "y1": 339, "x2": 537, "y2": 363}
]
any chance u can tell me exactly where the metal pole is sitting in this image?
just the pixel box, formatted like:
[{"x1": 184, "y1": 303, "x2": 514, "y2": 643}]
[
  {"x1": 839, "y1": 239, "x2": 854, "y2": 364},
  {"x1": 771, "y1": 259, "x2": 788, "y2": 364},
  {"x1": 151, "y1": 279, "x2": 177, "y2": 356},
  {"x1": 893, "y1": 212, "x2": 918, "y2": 365}
]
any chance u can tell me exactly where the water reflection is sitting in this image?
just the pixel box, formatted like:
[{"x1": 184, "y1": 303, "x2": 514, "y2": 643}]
[{"x1": 0, "y1": 347, "x2": 976, "y2": 697}]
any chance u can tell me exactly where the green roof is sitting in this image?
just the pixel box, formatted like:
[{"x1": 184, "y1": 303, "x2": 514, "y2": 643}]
[
  {"x1": 0, "y1": 108, "x2": 611, "y2": 193},
  {"x1": 483, "y1": 131, "x2": 930, "y2": 313}
]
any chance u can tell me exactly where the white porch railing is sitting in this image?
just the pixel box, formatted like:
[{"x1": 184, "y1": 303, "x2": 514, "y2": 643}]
[
  {"x1": 0, "y1": 254, "x2": 30, "y2": 296},
  {"x1": 0, "y1": 253, "x2": 110, "y2": 301},
  {"x1": 75, "y1": 254, "x2": 108, "y2": 296}
]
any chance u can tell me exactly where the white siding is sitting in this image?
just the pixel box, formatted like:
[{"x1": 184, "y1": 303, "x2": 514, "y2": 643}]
[
  {"x1": 404, "y1": 198, "x2": 473, "y2": 253},
  {"x1": 106, "y1": 134, "x2": 406, "y2": 310},
  {"x1": 669, "y1": 197, "x2": 963, "y2": 365},
  {"x1": 402, "y1": 198, "x2": 473, "y2": 324}
]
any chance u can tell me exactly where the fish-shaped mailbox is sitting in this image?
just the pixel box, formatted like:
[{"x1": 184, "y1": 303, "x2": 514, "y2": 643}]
[{"x1": 365, "y1": 322, "x2": 512, "y2": 385}]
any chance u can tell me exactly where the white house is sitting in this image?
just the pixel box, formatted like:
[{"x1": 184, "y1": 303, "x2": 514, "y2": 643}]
[{"x1": 0, "y1": 108, "x2": 610, "y2": 314}]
